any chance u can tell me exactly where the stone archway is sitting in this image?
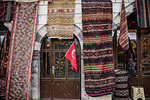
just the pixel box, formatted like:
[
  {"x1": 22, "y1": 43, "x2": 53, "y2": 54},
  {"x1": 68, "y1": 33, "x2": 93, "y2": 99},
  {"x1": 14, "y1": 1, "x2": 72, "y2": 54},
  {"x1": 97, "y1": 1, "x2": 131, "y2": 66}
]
[
  {"x1": 31, "y1": 25, "x2": 83, "y2": 100},
  {"x1": 31, "y1": 1, "x2": 137, "y2": 100}
]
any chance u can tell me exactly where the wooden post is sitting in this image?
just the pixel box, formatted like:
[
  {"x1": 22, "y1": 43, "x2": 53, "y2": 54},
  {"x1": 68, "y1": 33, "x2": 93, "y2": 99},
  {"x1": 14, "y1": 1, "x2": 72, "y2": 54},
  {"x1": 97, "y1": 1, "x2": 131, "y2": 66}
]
[
  {"x1": 113, "y1": 29, "x2": 118, "y2": 69},
  {"x1": 137, "y1": 26, "x2": 143, "y2": 86}
]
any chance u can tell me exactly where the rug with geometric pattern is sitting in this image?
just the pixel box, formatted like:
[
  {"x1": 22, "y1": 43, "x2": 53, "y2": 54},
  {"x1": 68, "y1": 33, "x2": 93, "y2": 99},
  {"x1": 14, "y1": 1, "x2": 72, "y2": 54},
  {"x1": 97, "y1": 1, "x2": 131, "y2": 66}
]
[
  {"x1": 5, "y1": 2, "x2": 39, "y2": 100},
  {"x1": 82, "y1": 0, "x2": 115, "y2": 97}
]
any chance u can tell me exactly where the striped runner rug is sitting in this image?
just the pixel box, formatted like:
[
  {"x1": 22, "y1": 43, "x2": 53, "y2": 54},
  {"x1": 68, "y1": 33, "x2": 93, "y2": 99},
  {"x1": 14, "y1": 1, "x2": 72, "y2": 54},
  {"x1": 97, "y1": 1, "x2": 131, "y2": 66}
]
[
  {"x1": 5, "y1": 2, "x2": 39, "y2": 100},
  {"x1": 47, "y1": 0, "x2": 75, "y2": 38},
  {"x1": 136, "y1": 0, "x2": 150, "y2": 28},
  {"x1": 119, "y1": 0, "x2": 129, "y2": 50},
  {"x1": 82, "y1": 0, "x2": 115, "y2": 97}
]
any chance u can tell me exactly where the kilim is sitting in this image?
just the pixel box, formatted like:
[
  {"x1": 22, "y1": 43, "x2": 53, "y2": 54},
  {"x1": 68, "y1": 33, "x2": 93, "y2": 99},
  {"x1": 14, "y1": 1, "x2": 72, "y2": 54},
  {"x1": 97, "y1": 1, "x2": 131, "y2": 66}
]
[
  {"x1": 0, "y1": 1, "x2": 14, "y2": 22},
  {"x1": 113, "y1": 69, "x2": 131, "y2": 100},
  {"x1": 136, "y1": 0, "x2": 150, "y2": 28},
  {"x1": 82, "y1": 0, "x2": 115, "y2": 97},
  {"x1": 47, "y1": 0, "x2": 75, "y2": 38},
  {"x1": 124, "y1": 39, "x2": 137, "y2": 80},
  {"x1": 5, "y1": 2, "x2": 39, "y2": 100},
  {"x1": 0, "y1": 77, "x2": 5, "y2": 100},
  {"x1": 119, "y1": 0, "x2": 129, "y2": 50}
]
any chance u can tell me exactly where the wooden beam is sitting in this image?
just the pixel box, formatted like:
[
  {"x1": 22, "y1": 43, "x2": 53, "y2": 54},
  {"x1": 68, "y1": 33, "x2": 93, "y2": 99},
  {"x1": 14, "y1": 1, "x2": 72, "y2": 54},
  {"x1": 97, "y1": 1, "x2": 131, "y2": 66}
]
[
  {"x1": 137, "y1": 26, "x2": 143, "y2": 86},
  {"x1": 113, "y1": 29, "x2": 118, "y2": 69}
]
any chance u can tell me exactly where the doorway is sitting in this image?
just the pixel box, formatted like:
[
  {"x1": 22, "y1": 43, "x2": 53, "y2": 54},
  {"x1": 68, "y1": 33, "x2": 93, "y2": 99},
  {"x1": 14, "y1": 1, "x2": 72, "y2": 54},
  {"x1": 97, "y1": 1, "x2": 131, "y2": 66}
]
[{"x1": 40, "y1": 38, "x2": 81, "y2": 100}]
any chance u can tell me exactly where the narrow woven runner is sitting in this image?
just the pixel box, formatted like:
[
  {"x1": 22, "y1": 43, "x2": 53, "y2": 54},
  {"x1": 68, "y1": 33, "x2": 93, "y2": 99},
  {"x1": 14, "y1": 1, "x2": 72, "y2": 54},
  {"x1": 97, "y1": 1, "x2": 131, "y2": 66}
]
[
  {"x1": 136, "y1": 0, "x2": 150, "y2": 28},
  {"x1": 5, "y1": 2, "x2": 39, "y2": 100},
  {"x1": 47, "y1": 0, "x2": 75, "y2": 38},
  {"x1": 82, "y1": 0, "x2": 115, "y2": 97},
  {"x1": 0, "y1": 1, "x2": 14, "y2": 22},
  {"x1": 113, "y1": 69, "x2": 130, "y2": 100},
  {"x1": 119, "y1": 0, "x2": 129, "y2": 50}
]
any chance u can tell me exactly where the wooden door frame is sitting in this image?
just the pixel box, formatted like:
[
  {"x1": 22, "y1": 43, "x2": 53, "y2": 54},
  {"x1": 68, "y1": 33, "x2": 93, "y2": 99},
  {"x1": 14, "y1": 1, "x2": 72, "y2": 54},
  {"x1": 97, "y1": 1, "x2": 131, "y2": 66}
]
[
  {"x1": 31, "y1": 25, "x2": 83, "y2": 100},
  {"x1": 40, "y1": 38, "x2": 81, "y2": 99}
]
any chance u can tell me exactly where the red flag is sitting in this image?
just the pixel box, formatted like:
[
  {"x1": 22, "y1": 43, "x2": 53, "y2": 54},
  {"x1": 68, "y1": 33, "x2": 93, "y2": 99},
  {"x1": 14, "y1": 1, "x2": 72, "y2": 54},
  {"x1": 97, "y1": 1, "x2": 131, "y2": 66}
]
[{"x1": 65, "y1": 42, "x2": 78, "y2": 72}]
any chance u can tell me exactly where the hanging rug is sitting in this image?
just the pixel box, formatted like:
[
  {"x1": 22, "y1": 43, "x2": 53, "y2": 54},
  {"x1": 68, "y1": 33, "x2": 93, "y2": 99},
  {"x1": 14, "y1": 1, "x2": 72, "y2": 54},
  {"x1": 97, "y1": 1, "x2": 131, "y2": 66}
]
[
  {"x1": 5, "y1": 2, "x2": 39, "y2": 100},
  {"x1": 136, "y1": 0, "x2": 150, "y2": 28},
  {"x1": 82, "y1": 0, "x2": 115, "y2": 97},
  {"x1": 47, "y1": 0, "x2": 75, "y2": 38}
]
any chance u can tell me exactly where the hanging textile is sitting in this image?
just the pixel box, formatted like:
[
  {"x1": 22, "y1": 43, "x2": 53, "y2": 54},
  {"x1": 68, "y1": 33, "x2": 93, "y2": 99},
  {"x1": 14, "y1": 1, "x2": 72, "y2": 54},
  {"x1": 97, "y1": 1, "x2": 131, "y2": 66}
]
[
  {"x1": 47, "y1": 0, "x2": 75, "y2": 38},
  {"x1": 119, "y1": 0, "x2": 129, "y2": 50},
  {"x1": 0, "y1": 31, "x2": 10, "y2": 100},
  {"x1": 0, "y1": 77, "x2": 5, "y2": 100},
  {"x1": 136, "y1": 0, "x2": 150, "y2": 28},
  {"x1": 113, "y1": 69, "x2": 131, "y2": 100},
  {"x1": 0, "y1": 1, "x2": 14, "y2": 22},
  {"x1": 124, "y1": 38, "x2": 137, "y2": 80},
  {"x1": 5, "y1": 2, "x2": 39, "y2": 100},
  {"x1": 0, "y1": 31, "x2": 10, "y2": 76},
  {"x1": 82, "y1": 0, "x2": 115, "y2": 97}
]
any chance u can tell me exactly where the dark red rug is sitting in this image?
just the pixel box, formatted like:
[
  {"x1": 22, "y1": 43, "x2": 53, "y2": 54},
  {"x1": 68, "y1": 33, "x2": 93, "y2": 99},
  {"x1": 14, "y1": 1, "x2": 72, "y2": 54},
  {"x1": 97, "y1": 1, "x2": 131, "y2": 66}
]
[{"x1": 82, "y1": 0, "x2": 115, "y2": 97}]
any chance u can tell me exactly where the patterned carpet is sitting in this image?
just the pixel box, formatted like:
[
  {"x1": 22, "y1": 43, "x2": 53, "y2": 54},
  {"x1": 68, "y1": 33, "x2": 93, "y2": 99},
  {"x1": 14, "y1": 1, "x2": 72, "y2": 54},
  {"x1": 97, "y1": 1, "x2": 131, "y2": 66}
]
[
  {"x1": 113, "y1": 69, "x2": 131, "y2": 100},
  {"x1": 5, "y1": 2, "x2": 39, "y2": 99},
  {"x1": 82, "y1": 0, "x2": 115, "y2": 97},
  {"x1": 47, "y1": 0, "x2": 75, "y2": 38}
]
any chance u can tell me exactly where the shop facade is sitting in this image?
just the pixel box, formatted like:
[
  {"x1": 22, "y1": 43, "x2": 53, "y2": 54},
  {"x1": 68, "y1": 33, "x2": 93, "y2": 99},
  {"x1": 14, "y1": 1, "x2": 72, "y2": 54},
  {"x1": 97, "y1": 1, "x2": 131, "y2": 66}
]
[{"x1": 0, "y1": 0, "x2": 150, "y2": 100}]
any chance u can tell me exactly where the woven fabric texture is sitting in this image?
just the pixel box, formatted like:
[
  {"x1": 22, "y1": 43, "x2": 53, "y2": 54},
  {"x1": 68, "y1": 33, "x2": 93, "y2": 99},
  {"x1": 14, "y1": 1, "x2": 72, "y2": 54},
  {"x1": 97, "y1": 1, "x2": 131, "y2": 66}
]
[
  {"x1": 47, "y1": 0, "x2": 75, "y2": 38},
  {"x1": 119, "y1": 0, "x2": 129, "y2": 50},
  {"x1": 136, "y1": 0, "x2": 150, "y2": 28},
  {"x1": 113, "y1": 69, "x2": 131, "y2": 100},
  {"x1": 5, "y1": 2, "x2": 39, "y2": 100},
  {"x1": 82, "y1": 0, "x2": 115, "y2": 97}
]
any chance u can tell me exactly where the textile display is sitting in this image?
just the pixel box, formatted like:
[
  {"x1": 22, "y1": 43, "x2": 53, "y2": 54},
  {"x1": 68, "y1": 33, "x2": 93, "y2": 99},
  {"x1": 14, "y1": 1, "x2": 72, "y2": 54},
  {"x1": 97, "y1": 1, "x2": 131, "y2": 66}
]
[
  {"x1": 113, "y1": 69, "x2": 131, "y2": 100},
  {"x1": 119, "y1": 0, "x2": 129, "y2": 51},
  {"x1": 124, "y1": 38, "x2": 137, "y2": 80},
  {"x1": 0, "y1": 77, "x2": 5, "y2": 99},
  {"x1": 47, "y1": 0, "x2": 75, "y2": 38},
  {"x1": 5, "y1": 2, "x2": 39, "y2": 100},
  {"x1": 0, "y1": 26, "x2": 10, "y2": 99},
  {"x1": 125, "y1": 50, "x2": 137, "y2": 80},
  {"x1": 0, "y1": 32, "x2": 11, "y2": 76},
  {"x1": 0, "y1": 1, "x2": 14, "y2": 22},
  {"x1": 136, "y1": 0, "x2": 150, "y2": 28},
  {"x1": 82, "y1": 0, "x2": 115, "y2": 97}
]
